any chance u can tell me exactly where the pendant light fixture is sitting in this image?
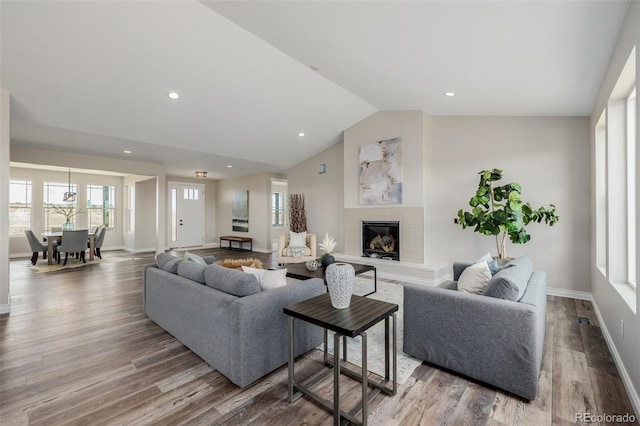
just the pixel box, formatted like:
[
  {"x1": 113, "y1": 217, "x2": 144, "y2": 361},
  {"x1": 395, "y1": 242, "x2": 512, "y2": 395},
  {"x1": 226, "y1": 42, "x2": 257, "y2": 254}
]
[{"x1": 63, "y1": 168, "x2": 76, "y2": 202}]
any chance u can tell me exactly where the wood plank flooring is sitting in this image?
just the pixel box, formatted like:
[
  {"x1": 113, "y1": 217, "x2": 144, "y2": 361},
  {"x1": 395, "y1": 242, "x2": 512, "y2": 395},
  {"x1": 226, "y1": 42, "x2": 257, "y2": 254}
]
[{"x1": 1, "y1": 248, "x2": 637, "y2": 425}]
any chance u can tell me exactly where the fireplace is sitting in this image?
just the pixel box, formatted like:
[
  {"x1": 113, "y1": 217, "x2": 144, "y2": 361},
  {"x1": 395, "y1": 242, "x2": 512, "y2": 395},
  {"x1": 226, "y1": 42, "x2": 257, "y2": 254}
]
[{"x1": 361, "y1": 221, "x2": 400, "y2": 261}]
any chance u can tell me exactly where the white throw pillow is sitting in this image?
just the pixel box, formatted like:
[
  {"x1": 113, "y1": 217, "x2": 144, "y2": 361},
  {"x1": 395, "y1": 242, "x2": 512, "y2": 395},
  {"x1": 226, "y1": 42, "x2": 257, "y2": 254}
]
[
  {"x1": 242, "y1": 266, "x2": 288, "y2": 291},
  {"x1": 289, "y1": 231, "x2": 307, "y2": 247},
  {"x1": 184, "y1": 251, "x2": 206, "y2": 265},
  {"x1": 457, "y1": 260, "x2": 492, "y2": 294}
]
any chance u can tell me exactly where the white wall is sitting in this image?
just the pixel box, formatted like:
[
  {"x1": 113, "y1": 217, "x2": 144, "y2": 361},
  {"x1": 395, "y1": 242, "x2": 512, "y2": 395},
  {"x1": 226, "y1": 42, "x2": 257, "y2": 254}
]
[
  {"x1": 133, "y1": 178, "x2": 157, "y2": 251},
  {"x1": 287, "y1": 141, "x2": 345, "y2": 253},
  {"x1": 215, "y1": 172, "x2": 282, "y2": 252},
  {"x1": 590, "y1": 0, "x2": 640, "y2": 413},
  {"x1": 429, "y1": 116, "x2": 591, "y2": 293},
  {"x1": 1, "y1": 91, "x2": 10, "y2": 314},
  {"x1": 344, "y1": 111, "x2": 426, "y2": 208}
]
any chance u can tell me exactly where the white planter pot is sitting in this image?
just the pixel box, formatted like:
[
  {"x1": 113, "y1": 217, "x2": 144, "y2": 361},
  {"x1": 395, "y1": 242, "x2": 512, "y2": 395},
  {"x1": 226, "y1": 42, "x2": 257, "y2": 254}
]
[{"x1": 325, "y1": 262, "x2": 355, "y2": 309}]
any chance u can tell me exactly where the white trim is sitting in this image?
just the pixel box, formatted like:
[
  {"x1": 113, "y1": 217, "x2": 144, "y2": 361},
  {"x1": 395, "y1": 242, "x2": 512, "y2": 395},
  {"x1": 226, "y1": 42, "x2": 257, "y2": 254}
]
[
  {"x1": 591, "y1": 298, "x2": 640, "y2": 418},
  {"x1": 0, "y1": 303, "x2": 10, "y2": 314},
  {"x1": 333, "y1": 253, "x2": 448, "y2": 286},
  {"x1": 546, "y1": 287, "x2": 593, "y2": 301}
]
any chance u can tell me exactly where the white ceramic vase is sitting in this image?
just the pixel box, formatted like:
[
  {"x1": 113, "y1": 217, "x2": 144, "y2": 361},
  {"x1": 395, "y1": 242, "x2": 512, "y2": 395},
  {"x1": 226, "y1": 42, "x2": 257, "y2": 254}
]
[{"x1": 325, "y1": 262, "x2": 355, "y2": 309}]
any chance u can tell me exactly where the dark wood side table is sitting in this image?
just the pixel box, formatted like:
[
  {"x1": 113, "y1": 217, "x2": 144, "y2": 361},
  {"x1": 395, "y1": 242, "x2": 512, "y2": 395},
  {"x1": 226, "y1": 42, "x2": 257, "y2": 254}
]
[
  {"x1": 285, "y1": 261, "x2": 378, "y2": 296},
  {"x1": 284, "y1": 293, "x2": 398, "y2": 426},
  {"x1": 219, "y1": 235, "x2": 253, "y2": 251}
]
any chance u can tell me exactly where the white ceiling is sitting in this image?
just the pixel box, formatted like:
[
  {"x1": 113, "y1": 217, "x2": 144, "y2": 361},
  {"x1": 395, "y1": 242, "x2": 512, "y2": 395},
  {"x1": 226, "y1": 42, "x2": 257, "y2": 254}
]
[{"x1": 0, "y1": 0, "x2": 630, "y2": 179}]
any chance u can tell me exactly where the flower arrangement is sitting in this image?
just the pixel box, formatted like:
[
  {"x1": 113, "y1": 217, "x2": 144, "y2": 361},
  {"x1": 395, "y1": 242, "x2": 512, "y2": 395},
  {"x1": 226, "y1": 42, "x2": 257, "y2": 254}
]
[
  {"x1": 319, "y1": 233, "x2": 337, "y2": 256},
  {"x1": 319, "y1": 233, "x2": 337, "y2": 268},
  {"x1": 51, "y1": 204, "x2": 84, "y2": 222}
]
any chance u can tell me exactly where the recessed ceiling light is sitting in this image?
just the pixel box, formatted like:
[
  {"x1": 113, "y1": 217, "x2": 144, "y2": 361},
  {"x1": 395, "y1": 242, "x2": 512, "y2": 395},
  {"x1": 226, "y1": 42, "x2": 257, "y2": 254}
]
[
  {"x1": 444, "y1": 91, "x2": 456, "y2": 97},
  {"x1": 168, "y1": 92, "x2": 180, "y2": 100},
  {"x1": 123, "y1": 150, "x2": 132, "y2": 154},
  {"x1": 226, "y1": 165, "x2": 233, "y2": 168},
  {"x1": 298, "y1": 132, "x2": 305, "y2": 137}
]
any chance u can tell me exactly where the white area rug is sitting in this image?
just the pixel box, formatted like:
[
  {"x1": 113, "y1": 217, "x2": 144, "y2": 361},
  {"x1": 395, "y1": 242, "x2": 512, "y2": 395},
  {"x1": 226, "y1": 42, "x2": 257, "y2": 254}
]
[
  {"x1": 30, "y1": 256, "x2": 140, "y2": 273},
  {"x1": 319, "y1": 277, "x2": 423, "y2": 385}
]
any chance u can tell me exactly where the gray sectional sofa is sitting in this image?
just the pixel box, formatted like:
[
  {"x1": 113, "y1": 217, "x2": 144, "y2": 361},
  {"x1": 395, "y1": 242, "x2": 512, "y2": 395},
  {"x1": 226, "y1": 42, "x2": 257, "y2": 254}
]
[
  {"x1": 143, "y1": 253, "x2": 325, "y2": 388},
  {"x1": 403, "y1": 257, "x2": 547, "y2": 400}
]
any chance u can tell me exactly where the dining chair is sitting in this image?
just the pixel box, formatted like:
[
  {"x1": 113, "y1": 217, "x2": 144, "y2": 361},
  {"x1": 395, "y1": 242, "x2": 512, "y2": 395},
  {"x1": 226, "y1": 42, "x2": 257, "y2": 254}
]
[
  {"x1": 57, "y1": 229, "x2": 89, "y2": 265},
  {"x1": 90, "y1": 226, "x2": 106, "y2": 259},
  {"x1": 25, "y1": 230, "x2": 55, "y2": 265}
]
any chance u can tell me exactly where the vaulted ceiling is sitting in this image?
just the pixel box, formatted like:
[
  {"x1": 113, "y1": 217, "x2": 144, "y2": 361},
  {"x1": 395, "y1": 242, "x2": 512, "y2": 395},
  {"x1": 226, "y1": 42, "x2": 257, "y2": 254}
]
[{"x1": 1, "y1": 1, "x2": 630, "y2": 179}]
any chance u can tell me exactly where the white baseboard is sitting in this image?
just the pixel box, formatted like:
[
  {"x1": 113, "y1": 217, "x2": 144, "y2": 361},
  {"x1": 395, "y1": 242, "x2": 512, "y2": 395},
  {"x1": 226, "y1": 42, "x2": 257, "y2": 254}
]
[
  {"x1": 591, "y1": 299, "x2": 640, "y2": 418},
  {"x1": 0, "y1": 303, "x2": 10, "y2": 314},
  {"x1": 546, "y1": 287, "x2": 592, "y2": 301}
]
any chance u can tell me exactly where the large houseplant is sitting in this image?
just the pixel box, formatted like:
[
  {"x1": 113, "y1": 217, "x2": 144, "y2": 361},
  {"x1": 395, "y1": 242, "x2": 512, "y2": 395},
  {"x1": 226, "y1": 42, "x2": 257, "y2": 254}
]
[{"x1": 456, "y1": 169, "x2": 559, "y2": 259}]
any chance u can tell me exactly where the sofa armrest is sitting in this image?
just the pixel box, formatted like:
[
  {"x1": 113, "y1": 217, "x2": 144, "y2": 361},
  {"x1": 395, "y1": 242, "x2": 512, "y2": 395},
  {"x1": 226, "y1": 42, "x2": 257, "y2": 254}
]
[
  {"x1": 403, "y1": 282, "x2": 543, "y2": 400},
  {"x1": 227, "y1": 278, "x2": 326, "y2": 387}
]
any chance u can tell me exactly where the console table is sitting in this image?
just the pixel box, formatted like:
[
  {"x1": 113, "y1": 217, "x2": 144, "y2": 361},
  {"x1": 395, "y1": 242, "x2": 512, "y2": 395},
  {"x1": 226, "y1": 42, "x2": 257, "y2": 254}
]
[
  {"x1": 219, "y1": 235, "x2": 252, "y2": 251},
  {"x1": 284, "y1": 294, "x2": 397, "y2": 426}
]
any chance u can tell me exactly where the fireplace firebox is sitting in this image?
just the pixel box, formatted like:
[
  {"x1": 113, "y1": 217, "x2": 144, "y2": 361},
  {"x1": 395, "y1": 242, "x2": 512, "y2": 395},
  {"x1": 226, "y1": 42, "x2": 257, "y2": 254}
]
[{"x1": 362, "y1": 221, "x2": 400, "y2": 261}]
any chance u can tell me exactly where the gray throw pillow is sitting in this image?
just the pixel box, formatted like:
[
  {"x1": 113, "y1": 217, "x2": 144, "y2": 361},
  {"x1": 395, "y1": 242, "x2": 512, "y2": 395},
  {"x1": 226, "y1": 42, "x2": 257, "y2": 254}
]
[
  {"x1": 484, "y1": 257, "x2": 533, "y2": 301},
  {"x1": 156, "y1": 252, "x2": 178, "y2": 269},
  {"x1": 204, "y1": 264, "x2": 261, "y2": 297},
  {"x1": 156, "y1": 253, "x2": 182, "y2": 273},
  {"x1": 162, "y1": 258, "x2": 182, "y2": 274},
  {"x1": 177, "y1": 261, "x2": 209, "y2": 284}
]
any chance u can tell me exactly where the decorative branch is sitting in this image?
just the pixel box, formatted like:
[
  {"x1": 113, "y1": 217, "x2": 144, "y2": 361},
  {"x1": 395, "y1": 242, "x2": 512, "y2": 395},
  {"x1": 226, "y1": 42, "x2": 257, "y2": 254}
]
[
  {"x1": 51, "y1": 204, "x2": 84, "y2": 222},
  {"x1": 288, "y1": 193, "x2": 307, "y2": 233}
]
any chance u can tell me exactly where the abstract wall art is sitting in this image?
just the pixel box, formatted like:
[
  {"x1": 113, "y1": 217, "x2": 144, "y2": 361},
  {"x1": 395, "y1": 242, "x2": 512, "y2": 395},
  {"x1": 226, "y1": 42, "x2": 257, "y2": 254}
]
[
  {"x1": 358, "y1": 137, "x2": 402, "y2": 204},
  {"x1": 232, "y1": 190, "x2": 249, "y2": 232}
]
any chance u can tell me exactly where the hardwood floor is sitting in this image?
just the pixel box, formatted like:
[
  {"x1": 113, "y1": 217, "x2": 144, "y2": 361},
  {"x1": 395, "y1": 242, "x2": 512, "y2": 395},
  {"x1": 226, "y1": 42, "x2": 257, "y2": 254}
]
[{"x1": 1, "y1": 248, "x2": 637, "y2": 425}]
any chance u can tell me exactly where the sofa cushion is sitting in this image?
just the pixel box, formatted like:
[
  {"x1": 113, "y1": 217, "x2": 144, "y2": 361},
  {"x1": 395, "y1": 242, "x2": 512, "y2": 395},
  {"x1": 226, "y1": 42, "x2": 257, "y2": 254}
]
[
  {"x1": 242, "y1": 266, "x2": 288, "y2": 290},
  {"x1": 457, "y1": 261, "x2": 492, "y2": 294},
  {"x1": 177, "y1": 260, "x2": 209, "y2": 284},
  {"x1": 156, "y1": 253, "x2": 182, "y2": 274},
  {"x1": 204, "y1": 263, "x2": 261, "y2": 297},
  {"x1": 484, "y1": 257, "x2": 533, "y2": 301}
]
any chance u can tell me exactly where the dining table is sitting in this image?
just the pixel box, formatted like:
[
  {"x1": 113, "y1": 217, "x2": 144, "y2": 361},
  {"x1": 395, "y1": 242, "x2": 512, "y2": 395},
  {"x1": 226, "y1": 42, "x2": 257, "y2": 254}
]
[{"x1": 42, "y1": 231, "x2": 95, "y2": 265}]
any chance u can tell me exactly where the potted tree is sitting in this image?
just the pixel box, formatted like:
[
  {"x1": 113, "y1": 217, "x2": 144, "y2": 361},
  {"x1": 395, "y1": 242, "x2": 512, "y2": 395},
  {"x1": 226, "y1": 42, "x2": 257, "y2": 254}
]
[{"x1": 456, "y1": 168, "x2": 559, "y2": 260}]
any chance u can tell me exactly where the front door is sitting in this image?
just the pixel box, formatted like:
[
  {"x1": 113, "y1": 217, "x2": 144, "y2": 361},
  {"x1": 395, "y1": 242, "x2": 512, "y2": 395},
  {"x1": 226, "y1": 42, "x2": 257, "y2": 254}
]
[{"x1": 168, "y1": 182, "x2": 204, "y2": 248}]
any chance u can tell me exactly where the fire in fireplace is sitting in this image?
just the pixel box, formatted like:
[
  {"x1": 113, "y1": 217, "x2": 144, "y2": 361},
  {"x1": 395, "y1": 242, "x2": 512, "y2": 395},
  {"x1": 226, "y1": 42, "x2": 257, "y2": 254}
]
[{"x1": 362, "y1": 221, "x2": 400, "y2": 261}]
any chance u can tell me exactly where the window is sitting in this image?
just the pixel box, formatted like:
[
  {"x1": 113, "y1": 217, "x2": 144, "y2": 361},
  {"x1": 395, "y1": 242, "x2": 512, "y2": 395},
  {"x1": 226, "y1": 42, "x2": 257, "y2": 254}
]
[
  {"x1": 272, "y1": 192, "x2": 285, "y2": 227},
  {"x1": 171, "y1": 188, "x2": 177, "y2": 242},
  {"x1": 44, "y1": 182, "x2": 77, "y2": 231},
  {"x1": 595, "y1": 46, "x2": 636, "y2": 301},
  {"x1": 183, "y1": 188, "x2": 199, "y2": 200},
  {"x1": 87, "y1": 185, "x2": 116, "y2": 229},
  {"x1": 627, "y1": 87, "x2": 636, "y2": 289},
  {"x1": 126, "y1": 184, "x2": 135, "y2": 233},
  {"x1": 9, "y1": 179, "x2": 32, "y2": 236}
]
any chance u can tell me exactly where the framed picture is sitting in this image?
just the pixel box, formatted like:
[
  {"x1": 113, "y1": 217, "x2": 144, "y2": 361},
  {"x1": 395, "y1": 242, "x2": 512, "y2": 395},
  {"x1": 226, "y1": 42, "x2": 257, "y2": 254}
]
[
  {"x1": 232, "y1": 190, "x2": 249, "y2": 232},
  {"x1": 359, "y1": 137, "x2": 402, "y2": 204}
]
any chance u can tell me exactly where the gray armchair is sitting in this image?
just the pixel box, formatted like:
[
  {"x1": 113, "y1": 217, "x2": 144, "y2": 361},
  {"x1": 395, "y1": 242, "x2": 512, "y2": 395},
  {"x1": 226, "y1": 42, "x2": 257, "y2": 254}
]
[
  {"x1": 403, "y1": 257, "x2": 547, "y2": 400},
  {"x1": 58, "y1": 229, "x2": 88, "y2": 265},
  {"x1": 24, "y1": 230, "x2": 54, "y2": 265}
]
